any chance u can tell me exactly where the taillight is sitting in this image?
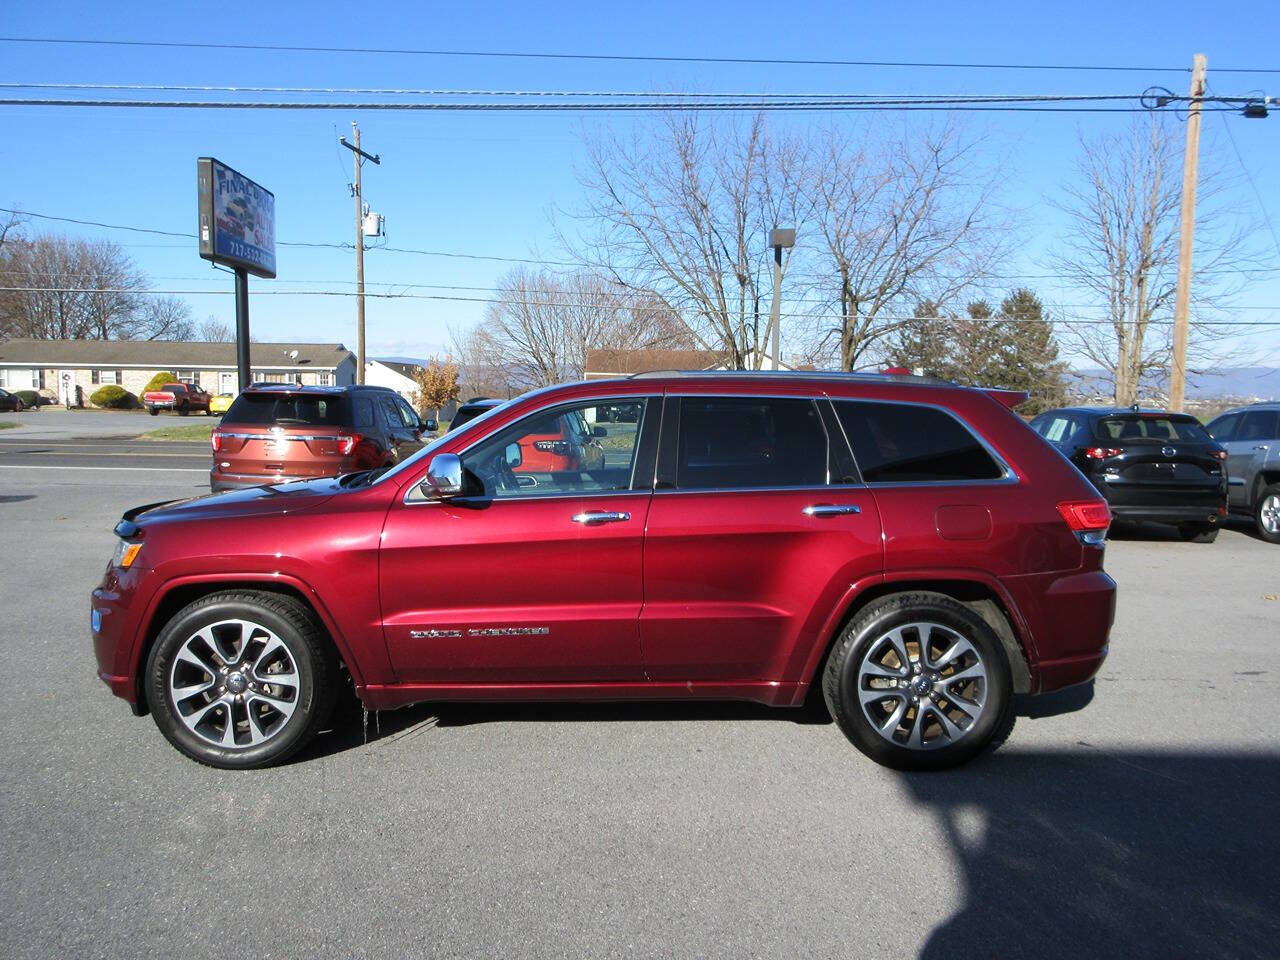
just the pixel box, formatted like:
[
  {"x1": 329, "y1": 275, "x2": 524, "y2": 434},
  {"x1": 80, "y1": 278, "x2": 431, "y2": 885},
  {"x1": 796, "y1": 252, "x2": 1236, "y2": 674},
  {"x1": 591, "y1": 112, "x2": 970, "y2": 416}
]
[
  {"x1": 533, "y1": 440, "x2": 568, "y2": 455},
  {"x1": 338, "y1": 433, "x2": 361, "y2": 456},
  {"x1": 1058, "y1": 499, "x2": 1111, "y2": 546},
  {"x1": 210, "y1": 428, "x2": 222, "y2": 453},
  {"x1": 1083, "y1": 447, "x2": 1122, "y2": 459}
]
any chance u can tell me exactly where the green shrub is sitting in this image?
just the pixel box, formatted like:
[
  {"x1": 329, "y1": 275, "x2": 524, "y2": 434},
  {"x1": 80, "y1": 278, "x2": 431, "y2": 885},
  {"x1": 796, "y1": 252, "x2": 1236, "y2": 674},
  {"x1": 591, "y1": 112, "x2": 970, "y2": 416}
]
[
  {"x1": 142, "y1": 371, "x2": 180, "y2": 394},
  {"x1": 14, "y1": 390, "x2": 42, "y2": 407},
  {"x1": 90, "y1": 385, "x2": 138, "y2": 409}
]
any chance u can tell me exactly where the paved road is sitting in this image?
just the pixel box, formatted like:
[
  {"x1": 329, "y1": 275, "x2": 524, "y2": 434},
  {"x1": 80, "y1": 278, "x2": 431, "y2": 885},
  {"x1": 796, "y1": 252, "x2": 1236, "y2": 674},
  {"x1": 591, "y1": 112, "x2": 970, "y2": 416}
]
[
  {"x1": 0, "y1": 407, "x2": 214, "y2": 439},
  {"x1": 0, "y1": 436, "x2": 211, "y2": 477},
  {"x1": 0, "y1": 469, "x2": 1277, "y2": 959}
]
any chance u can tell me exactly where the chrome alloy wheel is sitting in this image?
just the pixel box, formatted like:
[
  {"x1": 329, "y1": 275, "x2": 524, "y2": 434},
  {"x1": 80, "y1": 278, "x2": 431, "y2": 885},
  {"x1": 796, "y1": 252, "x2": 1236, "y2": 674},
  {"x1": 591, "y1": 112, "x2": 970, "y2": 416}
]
[
  {"x1": 856, "y1": 621, "x2": 988, "y2": 750},
  {"x1": 167, "y1": 619, "x2": 300, "y2": 749},
  {"x1": 1260, "y1": 494, "x2": 1280, "y2": 536}
]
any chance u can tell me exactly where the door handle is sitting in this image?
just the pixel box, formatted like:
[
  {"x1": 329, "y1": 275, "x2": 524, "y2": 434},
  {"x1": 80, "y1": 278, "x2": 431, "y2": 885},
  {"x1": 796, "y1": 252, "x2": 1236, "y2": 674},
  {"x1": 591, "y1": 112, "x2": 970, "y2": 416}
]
[
  {"x1": 803, "y1": 504, "x2": 862, "y2": 517},
  {"x1": 1255, "y1": 445, "x2": 1270, "y2": 451},
  {"x1": 571, "y1": 511, "x2": 631, "y2": 525}
]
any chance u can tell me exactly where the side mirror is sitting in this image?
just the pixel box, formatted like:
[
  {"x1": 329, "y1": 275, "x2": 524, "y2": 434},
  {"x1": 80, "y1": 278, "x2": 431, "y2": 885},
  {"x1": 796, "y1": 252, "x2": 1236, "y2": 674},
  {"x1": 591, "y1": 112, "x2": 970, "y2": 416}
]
[
  {"x1": 504, "y1": 442, "x2": 523, "y2": 468},
  {"x1": 423, "y1": 417, "x2": 438, "y2": 433},
  {"x1": 592, "y1": 425, "x2": 607, "y2": 438},
  {"x1": 419, "y1": 453, "x2": 463, "y2": 500}
]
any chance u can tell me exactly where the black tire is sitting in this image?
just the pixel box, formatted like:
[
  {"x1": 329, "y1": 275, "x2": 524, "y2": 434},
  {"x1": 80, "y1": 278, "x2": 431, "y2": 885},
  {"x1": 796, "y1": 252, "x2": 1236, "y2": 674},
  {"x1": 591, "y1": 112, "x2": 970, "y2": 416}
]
[
  {"x1": 178, "y1": 402, "x2": 189, "y2": 417},
  {"x1": 148, "y1": 406, "x2": 159, "y2": 416},
  {"x1": 823, "y1": 592, "x2": 1012, "y2": 771},
  {"x1": 144, "y1": 591, "x2": 337, "y2": 769},
  {"x1": 1178, "y1": 523, "x2": 1219, "y2": 543},
  {"x1": 1255, "y1": 483, "x2": 1280, "y2": 544}
]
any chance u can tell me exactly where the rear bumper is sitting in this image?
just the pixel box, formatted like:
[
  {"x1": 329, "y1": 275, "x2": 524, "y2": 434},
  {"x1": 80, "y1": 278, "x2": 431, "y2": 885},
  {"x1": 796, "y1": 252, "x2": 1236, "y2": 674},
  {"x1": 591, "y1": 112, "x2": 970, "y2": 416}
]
[
  {"x1": 1003, "y1": 568, "x2": 1116, "y2": 695},
  {"x1": 1109, "y1": 504, "x2": 1223, "y2": 524}
]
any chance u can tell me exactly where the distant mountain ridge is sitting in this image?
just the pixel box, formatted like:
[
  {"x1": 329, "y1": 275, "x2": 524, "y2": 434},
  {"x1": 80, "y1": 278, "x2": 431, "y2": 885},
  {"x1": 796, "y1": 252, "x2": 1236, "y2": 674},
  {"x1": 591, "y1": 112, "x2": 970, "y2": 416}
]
[{"x1": 1067, "y1": 366, "x2": 1280, "y2": 402}]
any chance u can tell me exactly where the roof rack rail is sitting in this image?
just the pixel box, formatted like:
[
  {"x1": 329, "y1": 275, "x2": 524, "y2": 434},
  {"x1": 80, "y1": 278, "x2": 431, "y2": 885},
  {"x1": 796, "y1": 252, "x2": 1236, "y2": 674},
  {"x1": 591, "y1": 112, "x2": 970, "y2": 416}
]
[{"x1": 624, "y1": 368, "x2": 956, "y2": 386}]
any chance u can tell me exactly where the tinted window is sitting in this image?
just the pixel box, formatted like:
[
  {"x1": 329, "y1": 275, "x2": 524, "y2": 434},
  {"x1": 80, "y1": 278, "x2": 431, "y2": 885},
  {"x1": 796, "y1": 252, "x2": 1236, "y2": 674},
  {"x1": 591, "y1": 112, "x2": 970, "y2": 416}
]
[
  {"x1": 1237, "y1": 410, "x2": 1280, "y2": 442},
  {"x1": 1207, "y1": 413, "x2": 1240, "y2": 442},
  {"x1": 1095, "y1": 416, "x2": 1210, "y2": 442},
  {"x1": 223, "y1": 393, "x2": 347, "y2": 426},
  {"x1": 352, "y1": 398, "x2": 375, "y2": 429},
  {"x1": 677, "y1": 397, "x2": 828, "y2": 489},
  {"x1": 394, "y1": 397, "x2": 420, "y2": 427},
  {"x1": 461, "y1": 400, "x2": 647, "y2": 498},
  {"x1": 835, "y1": 401, "x2": 1003, "y2": 483},
  {"x1": 1038, "y1": 415, "x2": 1082, "y2": 445}
]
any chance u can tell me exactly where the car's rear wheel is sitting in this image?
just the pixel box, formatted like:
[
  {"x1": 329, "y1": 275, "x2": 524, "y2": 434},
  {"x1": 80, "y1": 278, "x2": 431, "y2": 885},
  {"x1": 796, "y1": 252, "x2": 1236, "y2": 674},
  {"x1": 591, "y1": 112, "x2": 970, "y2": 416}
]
[
  {"x1": 148, "y1": 406, "x2": 158, "y2": 416},
  {"x1": 1178, "y1": 522, "x2": 1219, "y2": 543},
  {"x1": 178, "y1": 402, "x2": 189, "y2": 417},
  {"x1": 144, "y1": 591, "x2": 337, "y2": 769},
  {"x1": 823, "y1": 592, "x2": 1012, "y2": 771},
  {"x1": 1256, "y1": 484, "x2": 1280, "y2": 544}
]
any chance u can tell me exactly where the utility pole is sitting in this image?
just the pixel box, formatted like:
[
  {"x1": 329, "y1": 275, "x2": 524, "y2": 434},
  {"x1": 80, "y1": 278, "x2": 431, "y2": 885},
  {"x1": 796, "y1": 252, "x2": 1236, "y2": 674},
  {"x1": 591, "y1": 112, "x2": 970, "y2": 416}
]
[
  {"x1": 340, "y1": 123, "x2": 380, "y2": 384},
  {"x1": 1169, "y1": 53, "x2": 1207, "y2": 412}
]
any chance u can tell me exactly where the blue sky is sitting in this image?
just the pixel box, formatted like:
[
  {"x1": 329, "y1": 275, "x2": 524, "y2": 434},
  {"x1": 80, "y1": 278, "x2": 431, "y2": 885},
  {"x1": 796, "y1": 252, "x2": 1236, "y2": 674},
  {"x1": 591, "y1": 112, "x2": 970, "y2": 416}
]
[{"x1": 1, "y1": 0, "x2": 1278, "y2": 368}]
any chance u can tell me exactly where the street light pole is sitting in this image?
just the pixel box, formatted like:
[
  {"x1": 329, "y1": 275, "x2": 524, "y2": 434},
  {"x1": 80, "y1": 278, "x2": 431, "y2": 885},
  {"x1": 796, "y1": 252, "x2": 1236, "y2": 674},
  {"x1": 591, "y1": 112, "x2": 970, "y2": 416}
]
[{"x1": 767, "y1": 227, "x2": 795, "y2": 371}]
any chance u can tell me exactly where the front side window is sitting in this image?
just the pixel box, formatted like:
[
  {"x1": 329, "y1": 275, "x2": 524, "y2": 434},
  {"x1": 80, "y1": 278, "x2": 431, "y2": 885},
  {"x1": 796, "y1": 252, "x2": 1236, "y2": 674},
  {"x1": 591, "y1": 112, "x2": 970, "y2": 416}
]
[
  {"x1": 676, "y1": 397, "x2": 829, "y2": 489},
  {"x1": 461, "y1": 399, "x2": 647, "y2": 498},
  {"x1": 835, "y1": 401, "x2": 1004, "y2": 483},
  {"x1": 1207, "y1": 413, "x2": 1240, "y2": 442},
  {"x1": 1039, "y1": 415, "x2": 1080, "y2": 445}
]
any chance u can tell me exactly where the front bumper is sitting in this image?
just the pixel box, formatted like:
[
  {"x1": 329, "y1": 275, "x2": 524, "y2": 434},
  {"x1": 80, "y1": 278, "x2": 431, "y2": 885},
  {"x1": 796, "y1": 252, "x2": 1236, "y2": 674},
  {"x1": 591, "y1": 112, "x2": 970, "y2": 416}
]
[{"x1": 91, "y1": 567, "x2": 157, "y2": 713}]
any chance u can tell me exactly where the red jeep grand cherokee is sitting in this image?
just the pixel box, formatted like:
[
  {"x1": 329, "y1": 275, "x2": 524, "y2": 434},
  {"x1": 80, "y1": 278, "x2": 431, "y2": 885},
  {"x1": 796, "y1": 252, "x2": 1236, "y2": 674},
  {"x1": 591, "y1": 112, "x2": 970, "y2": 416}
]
[{"x1": 91, "y1": 372, "x2": 1115, "y2": 771}]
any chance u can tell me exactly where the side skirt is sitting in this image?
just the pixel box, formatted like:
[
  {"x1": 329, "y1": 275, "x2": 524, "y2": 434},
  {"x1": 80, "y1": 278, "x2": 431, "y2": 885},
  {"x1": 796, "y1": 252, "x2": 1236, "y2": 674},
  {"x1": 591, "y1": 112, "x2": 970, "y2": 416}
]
[{"x1": 358, "y1": 680, "x2": 804, "y2": 711}]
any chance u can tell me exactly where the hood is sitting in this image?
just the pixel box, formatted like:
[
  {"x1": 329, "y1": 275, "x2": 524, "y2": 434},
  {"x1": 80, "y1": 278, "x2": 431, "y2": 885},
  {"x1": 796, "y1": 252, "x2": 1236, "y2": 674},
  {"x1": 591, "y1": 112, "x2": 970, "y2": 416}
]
[{"x1": 131, "y1": 477, "x2": 342, "y2": 526}]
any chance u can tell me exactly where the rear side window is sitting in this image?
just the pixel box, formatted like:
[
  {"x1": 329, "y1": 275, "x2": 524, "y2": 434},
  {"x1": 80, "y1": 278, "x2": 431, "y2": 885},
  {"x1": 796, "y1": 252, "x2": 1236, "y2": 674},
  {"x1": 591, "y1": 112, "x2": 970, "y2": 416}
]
[
  {"x1": 676, "y1": 397, "x2": 829, "y2": 489},
  {"x1": 1237, "y1": 410, "x2": 1280, "y2": 442},
  {"x1": 1095, "y1": 416, "x2": 1210, "y2": 442},
  {"x1": 1036, "y1": 415, "x2": 1082, "y2": 445},
  {"x1": 352, "y1": 398, "x2": 375, "y2": 429},
  {"x1": 223, "y1": 393, "x2": 348, "y2": 426},
  {"x1": 835, "y1": 401, "x2": 1004, "y2": 483}
]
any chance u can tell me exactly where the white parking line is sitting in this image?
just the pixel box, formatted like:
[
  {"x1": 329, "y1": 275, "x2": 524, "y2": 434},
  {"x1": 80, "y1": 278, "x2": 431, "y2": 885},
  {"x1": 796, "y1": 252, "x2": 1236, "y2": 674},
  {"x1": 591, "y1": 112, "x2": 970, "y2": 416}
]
[{"x1": 0, "y1": 465, "x2": 208, "y2": 473}]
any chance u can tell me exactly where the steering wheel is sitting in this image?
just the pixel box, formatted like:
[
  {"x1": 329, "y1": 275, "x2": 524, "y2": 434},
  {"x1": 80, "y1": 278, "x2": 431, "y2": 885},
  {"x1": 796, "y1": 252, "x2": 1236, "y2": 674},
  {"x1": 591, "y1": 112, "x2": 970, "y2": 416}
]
[{"x1": 476, "y1": 452, "x2": 518, "y2": 494}]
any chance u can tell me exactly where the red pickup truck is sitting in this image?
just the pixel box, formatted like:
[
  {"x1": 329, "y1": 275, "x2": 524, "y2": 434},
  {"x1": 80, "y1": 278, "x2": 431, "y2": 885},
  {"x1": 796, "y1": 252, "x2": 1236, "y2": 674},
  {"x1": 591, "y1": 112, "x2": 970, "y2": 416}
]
[{"x1": 143, "y1": 382, "x2": 212, "y2": 416}]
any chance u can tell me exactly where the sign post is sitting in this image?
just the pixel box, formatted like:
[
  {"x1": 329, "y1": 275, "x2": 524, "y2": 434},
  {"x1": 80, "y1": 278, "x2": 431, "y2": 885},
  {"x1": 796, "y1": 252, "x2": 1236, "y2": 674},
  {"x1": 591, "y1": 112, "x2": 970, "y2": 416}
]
[{"x1": 197, "y1": 158, "x2": 276, "y2": 392}]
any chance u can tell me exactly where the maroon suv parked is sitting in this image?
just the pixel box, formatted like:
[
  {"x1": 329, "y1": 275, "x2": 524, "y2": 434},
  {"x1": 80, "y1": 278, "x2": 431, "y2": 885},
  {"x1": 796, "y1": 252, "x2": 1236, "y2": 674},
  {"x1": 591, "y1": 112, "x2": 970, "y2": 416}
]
[{"x1": 92, "y1": 372, "x2": 1115, "y2": 770}]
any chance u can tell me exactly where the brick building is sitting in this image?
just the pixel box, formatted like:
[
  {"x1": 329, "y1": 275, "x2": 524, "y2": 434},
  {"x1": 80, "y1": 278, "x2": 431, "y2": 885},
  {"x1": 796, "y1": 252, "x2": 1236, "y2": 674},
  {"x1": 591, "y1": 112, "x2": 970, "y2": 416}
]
[{"x1": 0, "y1": 339, "x2": 357, "y2": 405}]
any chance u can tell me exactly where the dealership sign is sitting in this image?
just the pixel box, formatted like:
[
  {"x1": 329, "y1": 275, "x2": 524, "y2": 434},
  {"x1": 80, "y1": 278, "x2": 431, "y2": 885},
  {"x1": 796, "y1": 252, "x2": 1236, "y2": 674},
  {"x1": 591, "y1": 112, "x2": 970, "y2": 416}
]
[{"x1": 197, "y1": 157, "x2": 276, "y2": 278}]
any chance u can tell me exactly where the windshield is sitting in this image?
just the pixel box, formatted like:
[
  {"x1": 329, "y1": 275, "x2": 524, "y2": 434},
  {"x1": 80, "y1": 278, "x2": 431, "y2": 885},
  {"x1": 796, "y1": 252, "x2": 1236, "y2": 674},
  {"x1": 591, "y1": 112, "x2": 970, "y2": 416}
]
[
  {"x1": 371, "y1": 395, "x2": 519, "y2": 486},
  {"x1": 1094, "y1": 416, "x2": 1211, "y2": 443}
]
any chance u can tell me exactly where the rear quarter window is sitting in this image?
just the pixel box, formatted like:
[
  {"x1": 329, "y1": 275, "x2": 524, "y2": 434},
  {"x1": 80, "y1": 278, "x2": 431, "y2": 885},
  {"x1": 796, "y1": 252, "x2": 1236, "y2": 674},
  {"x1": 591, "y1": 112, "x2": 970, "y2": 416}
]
[{"x1": 835, "y1": 401, "x2": 1004, "y2": 483}]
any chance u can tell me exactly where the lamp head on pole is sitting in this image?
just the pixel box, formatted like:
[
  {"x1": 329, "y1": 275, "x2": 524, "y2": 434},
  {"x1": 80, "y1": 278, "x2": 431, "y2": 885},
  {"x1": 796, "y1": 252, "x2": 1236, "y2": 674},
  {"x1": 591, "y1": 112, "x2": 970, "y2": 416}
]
[{"x1": 769, "y1": 227, "x2": 796, "y2": 250}]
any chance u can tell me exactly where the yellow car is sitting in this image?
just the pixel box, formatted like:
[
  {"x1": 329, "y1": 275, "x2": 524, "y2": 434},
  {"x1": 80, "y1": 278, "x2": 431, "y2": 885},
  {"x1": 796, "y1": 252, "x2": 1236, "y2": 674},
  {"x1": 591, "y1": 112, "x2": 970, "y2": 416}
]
[{"x1": 209, "y1": 393, "x2": 235, "y2": 415}]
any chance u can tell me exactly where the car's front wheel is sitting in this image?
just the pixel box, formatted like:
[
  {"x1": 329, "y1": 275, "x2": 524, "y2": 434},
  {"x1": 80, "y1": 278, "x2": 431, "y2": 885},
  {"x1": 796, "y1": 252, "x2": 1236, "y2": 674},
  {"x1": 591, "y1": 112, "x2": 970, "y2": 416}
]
[
  {"x1": 823, "y1": 592, "x2": 1012, "y2": 771},
  {"x1": 1256, "y1": 484, "x2": 1280, "y2": 544},
  {"x1": 144, "y1": 591, "x2": 337, "y2": 769}
]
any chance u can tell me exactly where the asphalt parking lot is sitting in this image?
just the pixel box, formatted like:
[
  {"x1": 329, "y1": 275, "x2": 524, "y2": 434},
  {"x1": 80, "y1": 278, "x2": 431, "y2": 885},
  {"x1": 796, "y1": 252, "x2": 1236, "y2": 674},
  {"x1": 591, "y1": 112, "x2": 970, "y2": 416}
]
[{"x1": 1, "y1": 441, "x2": 1278, "y2": 959}]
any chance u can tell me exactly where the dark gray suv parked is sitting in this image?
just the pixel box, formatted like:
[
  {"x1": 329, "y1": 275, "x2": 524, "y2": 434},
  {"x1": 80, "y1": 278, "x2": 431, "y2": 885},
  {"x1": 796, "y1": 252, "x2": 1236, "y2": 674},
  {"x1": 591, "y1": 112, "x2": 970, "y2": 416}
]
[{"x1": 1207, "y1": 403, "x2": 1280, "y2": 543}]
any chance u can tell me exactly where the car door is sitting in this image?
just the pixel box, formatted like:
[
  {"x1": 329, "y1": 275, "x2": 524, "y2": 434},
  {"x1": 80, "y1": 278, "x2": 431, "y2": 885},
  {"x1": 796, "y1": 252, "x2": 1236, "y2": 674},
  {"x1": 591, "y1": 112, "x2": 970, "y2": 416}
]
[
  {"x1": 1232, "y1": 410, "x2": 1280, "y2": 505},
  {"x1": 378, "y1": 396, "x2": 658, "y2": 684},
  {"x1": 377, "y1": 396, "x2": 417, "y2": 463},
  {"x1": 1208, "y1": 413, "x2": 1248, "y2": 507},
  {"x1": 639, "y1": 394, "x2": 882, "y2": 685}
]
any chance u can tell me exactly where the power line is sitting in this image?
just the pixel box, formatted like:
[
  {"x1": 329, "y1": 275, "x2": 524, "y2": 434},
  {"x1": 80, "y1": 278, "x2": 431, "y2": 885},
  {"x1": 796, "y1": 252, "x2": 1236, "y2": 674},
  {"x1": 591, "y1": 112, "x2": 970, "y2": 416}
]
[
  {"x1": 2, "y1": 285, "x2": 1275, "y2": 325},
  {"x1": 1210, "y1": 86, "x2": 1280, "y2": 265},
  {"x1": 2, "y1": 35, "x2": 1278, "y2": 73},
  {"x1": 6, "y1": 207, "x2": 1276, "y2": 283}
]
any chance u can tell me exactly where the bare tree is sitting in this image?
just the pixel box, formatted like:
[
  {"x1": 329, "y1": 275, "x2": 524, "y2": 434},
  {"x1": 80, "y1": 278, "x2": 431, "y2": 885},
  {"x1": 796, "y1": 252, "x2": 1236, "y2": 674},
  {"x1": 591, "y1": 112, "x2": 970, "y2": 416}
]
[
  {"x1": 0, "y1": 233, "x2": 148, "y2": 340},
  {"x1": 571, "y1": 112, "x2": 807, "y2": 369},
  {"x1": 459, "y1": 267, "x2": 696, "y2": 390},
  {"x1": 198, "y1": 316, "x2": 234, "y2": 342},
  {"x1": 131, "y1": 295, "x2": 195, "y2": 341},
  {"x1": 1052, "y1": 116, "x2": 1250, "y2": 405},
  {"x1": 802, "y1": 122, "x2": 1006, "y2": 370}
]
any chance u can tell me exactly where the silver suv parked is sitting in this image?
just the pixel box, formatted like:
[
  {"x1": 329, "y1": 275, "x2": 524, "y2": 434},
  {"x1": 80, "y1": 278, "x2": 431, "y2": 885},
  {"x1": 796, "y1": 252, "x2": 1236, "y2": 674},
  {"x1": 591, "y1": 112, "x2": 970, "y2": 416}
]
[{"x1": 1207, "y1": 403, "x2": 1280, "y2": 543}]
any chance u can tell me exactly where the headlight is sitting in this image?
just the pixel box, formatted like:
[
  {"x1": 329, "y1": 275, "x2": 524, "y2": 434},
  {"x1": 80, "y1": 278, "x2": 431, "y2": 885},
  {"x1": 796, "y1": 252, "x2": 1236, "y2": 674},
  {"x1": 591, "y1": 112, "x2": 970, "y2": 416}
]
[{"x1": 112, "y1": 539, "x2": 143, "y2": 570}]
